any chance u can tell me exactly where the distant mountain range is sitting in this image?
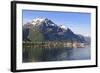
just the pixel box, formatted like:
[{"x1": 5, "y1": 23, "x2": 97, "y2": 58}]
[{"x1": 23, "y1": 17, "x2": 90, "y2": 43}]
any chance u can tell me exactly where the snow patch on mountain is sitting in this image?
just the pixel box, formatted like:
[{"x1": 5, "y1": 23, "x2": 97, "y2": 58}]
[
  {"x1": 33, "y1": 17, "x2": 46, "y2": 22},
  {"x1": 59, "y1": 25, "x2": 67, "y2": 30},
  {"x1": 28, "y1": 17, "x2": 56, "y2": 27}
]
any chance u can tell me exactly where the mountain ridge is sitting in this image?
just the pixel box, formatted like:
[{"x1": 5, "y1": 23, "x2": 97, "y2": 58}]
[{"x1": 23, "y1": 17, "x2": 90, "y2": 43}]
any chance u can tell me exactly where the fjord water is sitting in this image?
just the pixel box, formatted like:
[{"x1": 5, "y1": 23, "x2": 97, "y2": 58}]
[{"x1": 23, "y1": 47, "x2": 91, "y2": 62}]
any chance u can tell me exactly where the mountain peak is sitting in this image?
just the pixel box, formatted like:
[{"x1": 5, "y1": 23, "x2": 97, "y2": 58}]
[
  {"x1": 28, "y1": 17, "x2": 56, "y2": 27},
  {"x1": 33, "y1": 17, "x2": 47, "y2": 22},
  {"x1": 66, "y1": 27, "x2": 70, "y2": 30},
  {"x1": 59, "y1": 25, "x2": 67, "y2": 29},
  {"x1": 23, "y1": 18, "x2": 88, "y2": 43},
  {"x1": 31, "y1": 17, "x2": 47, "y2": 23}
]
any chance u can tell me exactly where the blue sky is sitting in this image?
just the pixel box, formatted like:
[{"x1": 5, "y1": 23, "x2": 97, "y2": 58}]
[{"x1": 22, "y1": 10, "x2": 91, "y2": 36}]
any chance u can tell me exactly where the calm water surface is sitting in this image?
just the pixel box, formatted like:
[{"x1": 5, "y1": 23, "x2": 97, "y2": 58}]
[{"x1": 23, "y1": 47, "x2": 91, "y2": 62}]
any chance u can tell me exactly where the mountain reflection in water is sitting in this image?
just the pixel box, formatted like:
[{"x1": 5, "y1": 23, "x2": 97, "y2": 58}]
[{"x1": 23, "y1": 47, "x2": 90, "y2": 62}]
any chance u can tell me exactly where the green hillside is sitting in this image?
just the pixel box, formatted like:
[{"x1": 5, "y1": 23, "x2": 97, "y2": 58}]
[{"x1": 28, "y1": 28, "x2": 44, "y2": 42}]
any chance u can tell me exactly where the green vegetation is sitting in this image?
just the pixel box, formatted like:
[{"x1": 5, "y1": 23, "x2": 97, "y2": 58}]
[{"x1": 28, "y1": 28, "x2": 44, "y2": 42}]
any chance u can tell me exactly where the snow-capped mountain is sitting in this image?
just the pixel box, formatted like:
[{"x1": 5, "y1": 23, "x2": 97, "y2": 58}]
[
  {"x1": 59, "y1": 25, "x2": 67, "y2": 29},
  {"x1": 23, "y1": 17, "x2": 89, "y2": 43},
  {"x1": 30, "y1": 17, "x2": 56, "y2": 27}
]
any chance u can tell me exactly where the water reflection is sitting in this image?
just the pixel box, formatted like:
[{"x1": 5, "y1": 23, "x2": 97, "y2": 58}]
[{"x1": 23, "y1": 47, "x2": 90, "y2": 62}]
